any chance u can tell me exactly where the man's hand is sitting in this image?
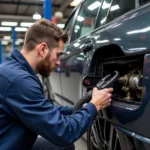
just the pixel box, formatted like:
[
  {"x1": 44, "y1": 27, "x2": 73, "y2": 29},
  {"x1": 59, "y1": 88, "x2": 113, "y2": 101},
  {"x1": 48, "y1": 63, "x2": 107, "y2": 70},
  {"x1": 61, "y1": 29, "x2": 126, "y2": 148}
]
[{"x1": 90, "y1": 88, "x2": 113, "y2": 111}]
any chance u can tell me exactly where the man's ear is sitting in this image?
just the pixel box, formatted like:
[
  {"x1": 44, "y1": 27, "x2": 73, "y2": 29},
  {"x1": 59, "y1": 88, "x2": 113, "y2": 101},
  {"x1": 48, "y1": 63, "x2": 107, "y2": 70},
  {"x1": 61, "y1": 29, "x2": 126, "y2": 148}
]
[{"x1": 37, "y1": 42, "x2": 48, "y2": 58}]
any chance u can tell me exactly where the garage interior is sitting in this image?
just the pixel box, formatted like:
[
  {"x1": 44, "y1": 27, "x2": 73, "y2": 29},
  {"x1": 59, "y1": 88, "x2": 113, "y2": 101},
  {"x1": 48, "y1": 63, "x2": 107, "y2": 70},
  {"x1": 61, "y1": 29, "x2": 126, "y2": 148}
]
[{"x1": 0, "y1": 0, "x2": 87, "y2": 150}]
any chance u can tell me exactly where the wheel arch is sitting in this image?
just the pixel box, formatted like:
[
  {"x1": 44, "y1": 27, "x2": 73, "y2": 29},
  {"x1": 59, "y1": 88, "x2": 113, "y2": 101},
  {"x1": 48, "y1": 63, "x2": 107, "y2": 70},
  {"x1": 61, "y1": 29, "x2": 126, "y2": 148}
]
[{"x1": 88, "y1": 44, "x2": 125, "y2": 76}]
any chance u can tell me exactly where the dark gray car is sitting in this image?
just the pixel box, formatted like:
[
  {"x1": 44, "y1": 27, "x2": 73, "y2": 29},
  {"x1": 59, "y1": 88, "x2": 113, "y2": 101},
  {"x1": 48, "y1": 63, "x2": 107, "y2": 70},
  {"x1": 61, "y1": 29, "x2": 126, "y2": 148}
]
[{"x1": 46, "y1": 0, "x2": 150, "y2": 149}]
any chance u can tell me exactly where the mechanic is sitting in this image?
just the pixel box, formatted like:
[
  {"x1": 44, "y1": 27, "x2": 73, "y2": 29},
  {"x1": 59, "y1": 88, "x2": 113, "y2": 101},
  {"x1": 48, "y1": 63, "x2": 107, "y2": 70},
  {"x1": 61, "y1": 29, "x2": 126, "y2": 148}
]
[{"x1": 0, "y1": 19, "x2": 112, "y2": 150}]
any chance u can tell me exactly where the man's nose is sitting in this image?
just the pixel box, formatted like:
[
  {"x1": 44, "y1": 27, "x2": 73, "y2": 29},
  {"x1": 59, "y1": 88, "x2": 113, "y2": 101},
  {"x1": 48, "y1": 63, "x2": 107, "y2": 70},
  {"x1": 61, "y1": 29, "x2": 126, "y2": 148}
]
[{"x1": 56, "y1": 59, "x2": 61, "y2": 66}]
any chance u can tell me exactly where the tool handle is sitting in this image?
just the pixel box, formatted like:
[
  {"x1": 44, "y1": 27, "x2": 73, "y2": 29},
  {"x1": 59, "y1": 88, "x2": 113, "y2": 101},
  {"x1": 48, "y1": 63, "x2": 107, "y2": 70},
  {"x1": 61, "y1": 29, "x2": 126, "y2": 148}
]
[
  {"x1": 73, "y1": 91, "x2": 92, "y2": 112},
  {"x1": 73, "y1": 71, "x2": 119, "y2": 112}
]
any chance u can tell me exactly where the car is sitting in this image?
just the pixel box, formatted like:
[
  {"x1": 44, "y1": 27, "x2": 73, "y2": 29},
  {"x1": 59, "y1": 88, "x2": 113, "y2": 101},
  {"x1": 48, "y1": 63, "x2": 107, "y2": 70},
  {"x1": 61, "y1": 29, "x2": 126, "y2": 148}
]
[{"x1": 46, "y1": 0, "x2": 150, "y2": 149}]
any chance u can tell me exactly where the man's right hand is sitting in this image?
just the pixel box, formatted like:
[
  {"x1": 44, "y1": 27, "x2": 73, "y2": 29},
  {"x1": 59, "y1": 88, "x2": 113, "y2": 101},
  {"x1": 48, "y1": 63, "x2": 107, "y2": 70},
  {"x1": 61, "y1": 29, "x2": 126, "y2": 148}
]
[{"x1": 90, "y1": 87, "x2": 113, "y2": 111}]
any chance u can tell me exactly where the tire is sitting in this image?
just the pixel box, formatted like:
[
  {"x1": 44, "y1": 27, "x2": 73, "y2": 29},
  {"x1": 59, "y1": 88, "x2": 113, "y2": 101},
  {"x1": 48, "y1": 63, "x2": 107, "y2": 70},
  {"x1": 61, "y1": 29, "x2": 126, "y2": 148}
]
[
  {"x1": 87, "y1": 116, "x2": 135, "y2": 150},
  {"x1": 72, "y1": 89, "x2": 135, "y2": 150}
]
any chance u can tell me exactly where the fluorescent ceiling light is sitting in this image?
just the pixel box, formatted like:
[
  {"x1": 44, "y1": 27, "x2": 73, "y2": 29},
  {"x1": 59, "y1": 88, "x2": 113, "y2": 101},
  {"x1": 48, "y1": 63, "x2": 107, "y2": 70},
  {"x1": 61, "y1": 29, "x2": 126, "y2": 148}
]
[
  {"x1": 17, "y1": 39, "x2": 24, "y2": 43},
  {"x1": 127, "y1": 26, "x2": 150, "y2": 35},
  {"x1": 128, "y1": 47, "x2": 146, "y2": 51},
  {"x1": 96, "y1": 40, "x2": 109, "y2": 43},
  {"x1": 100, "y1": 17, "x2": 107, "y2": 24},
  {"x1": 76, "y1": 57, "x2": 84, "y2": 61},
  {"x1": 33, "y1": 12, "x2": 41, "y2": 20},
  {"x1": 15, "y1": 27, "x2": 27, "y2": 32},
  {"x1": 15, "y1": 41, "x2": 20, "y2": 45},
  {"x1": 88, "y1": 1, "x2": 101, "y2": 11},
  {"x1": 66, "y1": 51, "x2": 71, "y2": 54},
  {"x1": 74, "y1": 29, "x2": 78, "y2": 33},
  {"x1": 3, "y1": 36, "x2": 11, "y2": 40},
  {"x1": 20, "y1": 22, "x2": 33, "y2": 27},
  {"x1": 75, "y1": 25, "x2": 80, "y2": 30},
  {"x1": 94, "y1": 35, "x2": 100, "y2": 40},
  {"x1": 102, "y1": 1, "x2": 110, "y2": 9},
  {"x1": 57, "y1": 24, "x2": 65, "y2": 28},
  {"x1": 111, "y1": 5, "x2": 120, "y2": 11},
  {"x1": 15, "y1": 39, "x2": 24, "y2": 45},
  {"x1": 74, "y1": 42, "x2": 80, "y2": 47},
  {"x1": 0, "y1": 27, "x2": 12, "y2": 31},
  {"x1": 70, "y1": 0, "x2": 82, "y2": 6},
  {"x1": 77, "y1": 16, "x2": 84, "y2": 22},
  {"x1": 80, "y1": 44, "x2": 84, "y2": 49},
  {"x1": 127, "y1": 30, "x2": 140, "y2": 35},
  {"x1": 1, "y1": 21, "x2": 18, "y2": 26},
  {"x1": 114, "y1": 38, "x2": 121, "y2": 41},
  {"x1": 2, "y1": 41, "x2": 9, "y2": 45}
]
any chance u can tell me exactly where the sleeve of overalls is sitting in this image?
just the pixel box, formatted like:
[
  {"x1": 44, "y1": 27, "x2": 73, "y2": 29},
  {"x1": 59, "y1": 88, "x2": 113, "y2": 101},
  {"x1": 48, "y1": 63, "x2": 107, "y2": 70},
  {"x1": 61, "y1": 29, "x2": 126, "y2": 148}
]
[
  {"x1": 5, "y1": 75, "x2": 97, "y2": 147},
  {"x1": 55, "y1": 105, "x2": 73, "y2": 115}
]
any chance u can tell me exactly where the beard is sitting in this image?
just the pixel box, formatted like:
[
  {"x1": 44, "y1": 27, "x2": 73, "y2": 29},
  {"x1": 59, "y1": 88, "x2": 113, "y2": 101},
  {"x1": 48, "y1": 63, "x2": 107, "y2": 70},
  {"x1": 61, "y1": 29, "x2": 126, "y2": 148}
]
[{"x1": 37, "y1": 53, "x2": 53, "y2": 77}]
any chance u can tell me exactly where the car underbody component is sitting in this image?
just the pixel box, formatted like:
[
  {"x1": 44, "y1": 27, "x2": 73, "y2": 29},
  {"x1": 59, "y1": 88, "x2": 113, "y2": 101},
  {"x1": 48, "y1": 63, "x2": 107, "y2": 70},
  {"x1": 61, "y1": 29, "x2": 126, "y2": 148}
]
[
  {"x1": 73, "y1": 71, "x2": 120, "y2": 112},
  {"x1": 118, "y1": 73, "x2": 143, "y2": 100},
  {"x1": 95, "y1": 51, "x2": 144, "y2": 103}
]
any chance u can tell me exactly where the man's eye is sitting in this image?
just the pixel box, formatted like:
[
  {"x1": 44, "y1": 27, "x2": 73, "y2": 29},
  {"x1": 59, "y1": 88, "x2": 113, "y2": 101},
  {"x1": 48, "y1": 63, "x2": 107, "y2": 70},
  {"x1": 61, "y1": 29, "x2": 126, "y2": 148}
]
[
  {"x1": 57, "y1": 54, "x2": 61, "y2": 58},
  {"x1": 57, "y1": 53, "x2": 62, "y2": 58}
]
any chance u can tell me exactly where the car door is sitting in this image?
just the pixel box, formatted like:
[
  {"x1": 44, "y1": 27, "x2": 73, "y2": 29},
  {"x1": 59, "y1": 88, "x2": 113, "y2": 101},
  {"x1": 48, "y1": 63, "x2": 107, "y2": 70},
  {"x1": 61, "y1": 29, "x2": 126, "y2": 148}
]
[
  {"x1": 49, "y1": 9, "x2": 79, "y2": 106},
  {"x1": 59, "y1": 0, "x2": 103, "y2": 106}
]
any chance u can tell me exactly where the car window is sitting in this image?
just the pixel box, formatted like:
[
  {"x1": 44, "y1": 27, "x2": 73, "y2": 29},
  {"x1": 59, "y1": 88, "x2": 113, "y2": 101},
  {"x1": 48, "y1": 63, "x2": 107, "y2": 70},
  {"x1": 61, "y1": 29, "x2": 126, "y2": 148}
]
[
  {"x1": 72, "y1": 0, "x2": 103, "y2": 41},
  {"x1": 99, "y1": 0, "x2": 113, "y2": 25},
  {"x1": 140, "y1": 0, "x2": 150, "y2": 5},
  {"x1": 65, "y1": 12, "x2": 76, "y2": 43},
  {"x1": 106, "y1": 0, "x2": 135, "y2": 24}
]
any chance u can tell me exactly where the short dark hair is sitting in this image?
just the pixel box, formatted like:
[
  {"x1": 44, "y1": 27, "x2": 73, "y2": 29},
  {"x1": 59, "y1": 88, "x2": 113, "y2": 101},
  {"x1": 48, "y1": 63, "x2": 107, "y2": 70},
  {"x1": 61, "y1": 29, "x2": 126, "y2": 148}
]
[{"x1": 23, "y1": 18, "x2": 68, "y2": 51}]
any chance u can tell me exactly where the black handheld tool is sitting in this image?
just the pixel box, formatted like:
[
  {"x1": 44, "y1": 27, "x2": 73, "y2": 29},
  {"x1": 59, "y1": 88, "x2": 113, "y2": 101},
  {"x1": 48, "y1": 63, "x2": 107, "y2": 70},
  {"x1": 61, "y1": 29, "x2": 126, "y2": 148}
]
[{"x1": 73, "y1": 71, "x2": 120, "y2": 112}]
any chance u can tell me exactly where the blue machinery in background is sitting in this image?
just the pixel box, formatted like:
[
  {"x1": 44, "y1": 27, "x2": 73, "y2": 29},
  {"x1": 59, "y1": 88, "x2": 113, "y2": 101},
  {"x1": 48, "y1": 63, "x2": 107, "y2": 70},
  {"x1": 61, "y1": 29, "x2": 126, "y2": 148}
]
[
  {"x1": 0, "y1": 0, "x2": 52, "y2": 64},
  {"x1": 0, "y1": 41, "x2": 2, "y2": 64},
  {"x1": 44, "y1": 0, "x2": 52, "y2": 20},
  {"x1": 11, "y1": 0, "x2": 52, "y2": 51}
]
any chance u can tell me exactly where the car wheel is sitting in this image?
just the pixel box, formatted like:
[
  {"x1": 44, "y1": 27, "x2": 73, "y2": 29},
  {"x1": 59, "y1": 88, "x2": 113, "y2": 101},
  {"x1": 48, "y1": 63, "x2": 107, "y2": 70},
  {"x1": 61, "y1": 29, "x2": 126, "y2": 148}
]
[{"x1": 87, "y1": 116, "x2": 134, "y2": 150}]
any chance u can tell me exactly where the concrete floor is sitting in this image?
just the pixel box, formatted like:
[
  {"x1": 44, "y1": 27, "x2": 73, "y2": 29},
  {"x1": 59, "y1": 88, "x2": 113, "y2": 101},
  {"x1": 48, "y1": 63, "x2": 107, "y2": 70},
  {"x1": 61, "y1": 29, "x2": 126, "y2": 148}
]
[{"x1": 74, "y1": 137, "x2": 87, "y2": 150}]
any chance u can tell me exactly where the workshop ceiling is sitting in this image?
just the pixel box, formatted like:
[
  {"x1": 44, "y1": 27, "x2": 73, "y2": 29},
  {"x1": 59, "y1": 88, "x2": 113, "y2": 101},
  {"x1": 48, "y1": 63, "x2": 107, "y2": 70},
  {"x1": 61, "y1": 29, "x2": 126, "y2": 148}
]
[{"x1": 0, "y1": 0, "x2": 78, "y2": 46}]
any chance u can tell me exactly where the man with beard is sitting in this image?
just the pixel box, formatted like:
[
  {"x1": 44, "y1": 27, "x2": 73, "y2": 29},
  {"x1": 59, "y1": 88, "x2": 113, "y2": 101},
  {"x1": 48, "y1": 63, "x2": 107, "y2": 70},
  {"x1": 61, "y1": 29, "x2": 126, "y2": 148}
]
[{"x1": 0, "y1": 19, "x2": 112, "y2": 150}]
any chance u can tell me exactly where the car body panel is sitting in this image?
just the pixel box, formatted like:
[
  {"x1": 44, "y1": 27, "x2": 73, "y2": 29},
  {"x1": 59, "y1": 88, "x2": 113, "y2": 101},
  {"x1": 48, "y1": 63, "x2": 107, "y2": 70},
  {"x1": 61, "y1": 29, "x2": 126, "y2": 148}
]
[
  {"x1": 83, "y1": 2, "x2": 150, "y2": 139},
  {"x1": 50, "y1": 0, "x2": 150, "y2": 148},
  {"x1": 93, "y1": 3, "x2": 150, "y2": 55}
]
